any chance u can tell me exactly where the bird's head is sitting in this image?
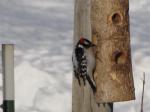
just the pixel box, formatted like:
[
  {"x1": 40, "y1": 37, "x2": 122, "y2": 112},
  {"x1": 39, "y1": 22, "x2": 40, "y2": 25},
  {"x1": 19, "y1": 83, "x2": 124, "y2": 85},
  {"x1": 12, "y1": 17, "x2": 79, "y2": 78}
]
[{"x1": 78, "y1": 37, "x2": 96, "y2": 49}]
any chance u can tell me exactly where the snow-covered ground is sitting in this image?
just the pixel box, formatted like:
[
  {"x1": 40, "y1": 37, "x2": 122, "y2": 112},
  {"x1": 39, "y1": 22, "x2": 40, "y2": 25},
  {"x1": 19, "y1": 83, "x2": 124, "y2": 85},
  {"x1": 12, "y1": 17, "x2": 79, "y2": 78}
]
[{"x1": 0, "y1": 0, "x2": 149, "y2": 112}]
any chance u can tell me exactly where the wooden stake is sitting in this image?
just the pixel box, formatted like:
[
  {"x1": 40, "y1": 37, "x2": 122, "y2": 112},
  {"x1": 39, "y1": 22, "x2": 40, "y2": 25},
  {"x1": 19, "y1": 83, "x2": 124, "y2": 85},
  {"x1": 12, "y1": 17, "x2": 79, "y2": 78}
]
[
  {"x1": 72, "y1": 0, "x2": 113, "y2": 112},
  {"x1": 141, "y1": 72, "x2": 145, "y2": 112}
]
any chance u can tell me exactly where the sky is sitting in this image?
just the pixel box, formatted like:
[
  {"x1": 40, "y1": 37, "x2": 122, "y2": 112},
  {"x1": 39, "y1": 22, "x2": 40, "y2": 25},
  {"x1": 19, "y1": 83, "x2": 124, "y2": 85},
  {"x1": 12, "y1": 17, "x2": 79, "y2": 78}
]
[{"x1": 0, "y1": 0, "x2": 150, "y2": 112}]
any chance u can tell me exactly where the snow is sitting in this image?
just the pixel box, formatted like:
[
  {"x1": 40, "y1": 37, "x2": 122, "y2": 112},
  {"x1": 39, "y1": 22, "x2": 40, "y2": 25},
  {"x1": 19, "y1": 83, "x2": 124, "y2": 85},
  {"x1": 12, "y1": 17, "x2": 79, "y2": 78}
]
[{"x1": 0, "y1": 0, "x2": 149, "y2": 112}]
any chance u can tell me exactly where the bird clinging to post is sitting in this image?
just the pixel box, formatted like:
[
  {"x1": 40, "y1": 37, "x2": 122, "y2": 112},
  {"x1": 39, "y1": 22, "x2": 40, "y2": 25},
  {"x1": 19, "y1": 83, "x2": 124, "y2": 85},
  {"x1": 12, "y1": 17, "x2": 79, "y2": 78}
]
[{"x1": 72, "y1": 37, "x2": 96, "y2": 93}]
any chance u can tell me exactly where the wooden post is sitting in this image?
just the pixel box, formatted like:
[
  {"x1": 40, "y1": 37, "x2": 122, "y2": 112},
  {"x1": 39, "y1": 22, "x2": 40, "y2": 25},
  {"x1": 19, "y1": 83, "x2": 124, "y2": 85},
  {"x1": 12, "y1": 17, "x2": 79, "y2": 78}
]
[
  {"x1": 2, "y1": 44, "x2": 15, "y2": 112},
  {"x1": 91, "y1": 0, "x2": 135, "y2": 103},
  {"x1": 140, "y1": 73, "x2": 145, "y2": 112},
  {"x1": 72, "y1": 0, "x2": 113, "y2": 112}
]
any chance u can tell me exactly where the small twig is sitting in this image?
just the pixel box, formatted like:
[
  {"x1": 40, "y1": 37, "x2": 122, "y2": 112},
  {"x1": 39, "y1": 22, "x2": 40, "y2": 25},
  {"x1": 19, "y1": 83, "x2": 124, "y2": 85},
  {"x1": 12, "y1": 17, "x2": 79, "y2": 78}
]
[{"x1": 141, "y1": 72, "x2": 145, "y2": 112}]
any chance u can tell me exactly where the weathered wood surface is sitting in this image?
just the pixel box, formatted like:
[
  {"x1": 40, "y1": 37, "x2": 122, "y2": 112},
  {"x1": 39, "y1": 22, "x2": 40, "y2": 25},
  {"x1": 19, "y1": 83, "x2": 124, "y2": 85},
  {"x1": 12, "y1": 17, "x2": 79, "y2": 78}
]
[
  {"x1": 72, "y1": 0, "x2": 113, "y2": 112},
  {"x1": 91, "y1": 0, "x2": 135, "y2": 103}
]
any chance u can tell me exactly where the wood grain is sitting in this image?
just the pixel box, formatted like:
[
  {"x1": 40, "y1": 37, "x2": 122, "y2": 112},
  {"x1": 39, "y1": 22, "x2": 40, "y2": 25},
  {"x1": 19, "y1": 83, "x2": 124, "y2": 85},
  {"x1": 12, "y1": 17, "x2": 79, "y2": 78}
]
[
  {"x1": 72, "y1": 0, "x2": 113, "y2": 112},
  {"x1": 91, "y1": 0, "x2": 135, "y2": 103}
]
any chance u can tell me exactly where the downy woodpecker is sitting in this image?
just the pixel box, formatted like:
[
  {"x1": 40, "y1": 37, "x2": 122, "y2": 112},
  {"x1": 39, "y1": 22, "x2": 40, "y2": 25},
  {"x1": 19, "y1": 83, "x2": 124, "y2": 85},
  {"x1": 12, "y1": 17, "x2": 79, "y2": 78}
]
[{"x1": 72, "y1": 37, "x2": 96, "y2": 92}]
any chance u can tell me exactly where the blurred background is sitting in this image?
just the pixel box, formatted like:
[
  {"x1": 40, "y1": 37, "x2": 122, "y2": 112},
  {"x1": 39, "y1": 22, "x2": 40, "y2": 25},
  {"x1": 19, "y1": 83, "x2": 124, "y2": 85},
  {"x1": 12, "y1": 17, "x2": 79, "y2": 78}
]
[{"x1": 0, "y1": 0, "x2": 149, "y2": 112}]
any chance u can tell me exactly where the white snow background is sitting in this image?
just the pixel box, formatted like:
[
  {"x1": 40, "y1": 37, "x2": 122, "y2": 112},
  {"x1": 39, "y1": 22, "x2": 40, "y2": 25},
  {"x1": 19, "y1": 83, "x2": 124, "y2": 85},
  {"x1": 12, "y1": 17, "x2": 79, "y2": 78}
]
[{"x1": 0, "y1": 0, "x2": 149, "y2": 112}]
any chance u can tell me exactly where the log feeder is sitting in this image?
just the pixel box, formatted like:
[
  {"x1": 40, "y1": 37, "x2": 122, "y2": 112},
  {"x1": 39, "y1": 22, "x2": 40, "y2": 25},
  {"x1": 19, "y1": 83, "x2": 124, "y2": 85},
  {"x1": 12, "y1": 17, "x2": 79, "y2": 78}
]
[{"x1": 91, "y1": 0, "x2": 135, "y2": 103}]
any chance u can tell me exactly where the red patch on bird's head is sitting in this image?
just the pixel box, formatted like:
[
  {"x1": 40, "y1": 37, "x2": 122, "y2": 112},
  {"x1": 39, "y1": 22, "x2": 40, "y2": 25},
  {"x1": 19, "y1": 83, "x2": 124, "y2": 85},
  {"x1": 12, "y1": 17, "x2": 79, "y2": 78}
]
[{"x1": 79, "y1": 37, "x2": 84, "y2": 44}]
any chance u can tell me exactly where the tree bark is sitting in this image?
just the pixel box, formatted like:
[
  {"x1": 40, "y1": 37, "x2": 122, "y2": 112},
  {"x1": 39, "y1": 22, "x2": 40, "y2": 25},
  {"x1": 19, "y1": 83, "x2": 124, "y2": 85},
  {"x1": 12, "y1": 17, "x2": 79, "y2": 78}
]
[
  {"x1": 72, "y1": 0, "x2": 113, "y2": 112},
  {"x1": 91, "y1": 0, "x2": 135, "y2": 103}
]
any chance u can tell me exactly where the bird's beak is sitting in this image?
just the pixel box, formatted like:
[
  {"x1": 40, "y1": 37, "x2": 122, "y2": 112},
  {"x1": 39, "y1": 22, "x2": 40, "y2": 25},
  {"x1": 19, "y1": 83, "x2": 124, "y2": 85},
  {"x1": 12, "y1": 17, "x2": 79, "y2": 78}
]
[{"x1": 91, "y1": 43, "x2": 96, "y2": 47}]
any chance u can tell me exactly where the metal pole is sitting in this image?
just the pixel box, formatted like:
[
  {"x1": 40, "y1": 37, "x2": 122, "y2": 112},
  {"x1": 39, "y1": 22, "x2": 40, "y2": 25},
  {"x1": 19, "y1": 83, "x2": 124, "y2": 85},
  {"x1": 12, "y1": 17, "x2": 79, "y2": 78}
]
[{"x1": 2, "y1": 44, "x2": 15, "y2": 112}]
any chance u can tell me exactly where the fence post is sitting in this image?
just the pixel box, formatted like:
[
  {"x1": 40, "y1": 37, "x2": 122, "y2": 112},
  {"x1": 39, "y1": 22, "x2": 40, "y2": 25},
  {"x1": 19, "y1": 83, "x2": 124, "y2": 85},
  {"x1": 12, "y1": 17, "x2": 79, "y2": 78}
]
[
  {"x1": 2, "y1": 44, "x2": 15, "y2": 112},
  {"x1": 72, "y1": 0, "x2": 113, "y2": 112}
]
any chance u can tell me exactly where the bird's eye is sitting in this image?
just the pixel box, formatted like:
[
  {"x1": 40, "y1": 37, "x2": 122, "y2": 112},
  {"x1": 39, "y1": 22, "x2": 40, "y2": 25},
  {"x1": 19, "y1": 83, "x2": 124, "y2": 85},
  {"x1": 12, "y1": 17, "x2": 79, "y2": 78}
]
[{"x1": 84, "y1": 41, "x2": 89, "y2": 45}]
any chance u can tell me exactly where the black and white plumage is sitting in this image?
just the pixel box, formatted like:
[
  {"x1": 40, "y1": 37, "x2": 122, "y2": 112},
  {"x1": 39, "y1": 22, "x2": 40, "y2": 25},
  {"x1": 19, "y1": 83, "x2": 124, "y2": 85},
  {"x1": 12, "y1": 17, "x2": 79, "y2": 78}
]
[{"x1": 72, "y1": 37, "x2": 96, "y2": 92}]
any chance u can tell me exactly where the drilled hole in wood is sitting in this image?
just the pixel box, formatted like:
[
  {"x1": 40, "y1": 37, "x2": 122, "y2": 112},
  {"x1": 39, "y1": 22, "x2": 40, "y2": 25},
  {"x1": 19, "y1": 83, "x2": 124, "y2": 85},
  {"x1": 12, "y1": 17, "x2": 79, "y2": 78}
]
[
  {"x1": 111, "y1": 12, "x2": 122, "y2": 25},
  {"x1": 112, "y1": 50, "x2": 126, "y2": 64}
]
